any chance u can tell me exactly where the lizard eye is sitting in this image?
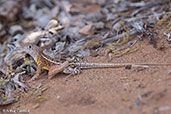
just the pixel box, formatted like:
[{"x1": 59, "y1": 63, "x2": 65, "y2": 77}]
[{"x1": 28, "y1": 45, "x2": 32, "y2": 49}]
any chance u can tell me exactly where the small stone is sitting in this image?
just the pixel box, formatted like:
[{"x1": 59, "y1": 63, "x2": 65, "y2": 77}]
[
  {"x1": 168, "y1": 70, "x2": 171, "y2": 74},
  {"x1": 56, "y1": 96, "x2": 61, "y2": 99}
]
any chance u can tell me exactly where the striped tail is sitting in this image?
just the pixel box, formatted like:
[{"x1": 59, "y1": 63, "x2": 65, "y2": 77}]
[
  {"x1": 70, "y1": 62, "x2": 127, "y2": 69},
  {"x1": 70, "y1": 62, "x2": 171, "y2": 69}
]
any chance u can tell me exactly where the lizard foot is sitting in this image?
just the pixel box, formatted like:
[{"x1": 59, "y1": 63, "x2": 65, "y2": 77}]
[
  {"x1": 27, "y1": 74, "x2": 39, "y2": 82},
  {"x1": 48, "y1": 61, "x2": 69, "y2": 79},
  {"x1": 64, "y1": 74, "x2": 73, "y2": 82}
]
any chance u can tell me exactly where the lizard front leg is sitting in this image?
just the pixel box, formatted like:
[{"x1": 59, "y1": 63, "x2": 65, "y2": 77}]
[{"x1": 28, "y1": 63, "x2": 42, "y2": 82}]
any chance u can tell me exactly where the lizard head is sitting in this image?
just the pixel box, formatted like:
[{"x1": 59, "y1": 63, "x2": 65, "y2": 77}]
[{"x1": 21, "y1": 43, "x2": 39, "y2": 61}]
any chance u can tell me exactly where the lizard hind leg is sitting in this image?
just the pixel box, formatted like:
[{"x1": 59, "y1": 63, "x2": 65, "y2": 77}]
[
  {"x1": 48, "y1": 61, "x2": 69, "y2": 79},
  {"x1": 63, "y1": 66, "x2": 81, "y2": 75},
  {"x1": 64, "y1": 66, "x2": 81, "y2": 81}
]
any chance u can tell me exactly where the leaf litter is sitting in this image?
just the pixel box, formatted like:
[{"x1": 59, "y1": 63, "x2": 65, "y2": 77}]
[{"x1": 0, "y1": 0, "x2": 170, "y2": 112}]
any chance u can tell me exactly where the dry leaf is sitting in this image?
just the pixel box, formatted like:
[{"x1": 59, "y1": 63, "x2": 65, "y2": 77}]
[
  {"x1": 0, "y1": 0, "x2": 21, "y2": 22},
  {"x1": 85, "y1": 4, "x2": 102, "y2": 13},
  {"x1": 78, "y1": 24, "x2": 94, "y2": 35}
]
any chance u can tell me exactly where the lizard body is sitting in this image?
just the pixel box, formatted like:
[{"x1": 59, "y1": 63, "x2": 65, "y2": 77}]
[
  {"x1": 20, "y1": 43, "x2": 69, "y2": 81},
  {"x1": 21, "y1": 43, "x2": 171, "y2": 81}
]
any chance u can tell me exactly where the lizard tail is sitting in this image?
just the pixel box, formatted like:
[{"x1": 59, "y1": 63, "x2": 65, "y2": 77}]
[{"x1": 70, "y1": 62, "x2": 171, "y2": 69}]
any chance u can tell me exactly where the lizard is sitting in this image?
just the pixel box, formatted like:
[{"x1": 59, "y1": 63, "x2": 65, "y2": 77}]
[{"x1": 20, "y1": 43, "x2": 171, "y2": 81}]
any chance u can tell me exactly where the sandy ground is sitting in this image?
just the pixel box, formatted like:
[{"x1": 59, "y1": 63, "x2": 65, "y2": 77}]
[{"x1": 0, "y1": 28, "x2": 171, "y2": 114}]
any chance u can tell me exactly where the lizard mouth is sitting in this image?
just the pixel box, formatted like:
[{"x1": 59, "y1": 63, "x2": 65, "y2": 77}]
[{"x1": 24, "y1": 53, "x2": 37, "y2": 65}]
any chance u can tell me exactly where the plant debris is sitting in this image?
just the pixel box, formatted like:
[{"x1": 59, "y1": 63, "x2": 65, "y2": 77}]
[{"x1": 0, "y1": 0, "x2": 170, "y2": 112}]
